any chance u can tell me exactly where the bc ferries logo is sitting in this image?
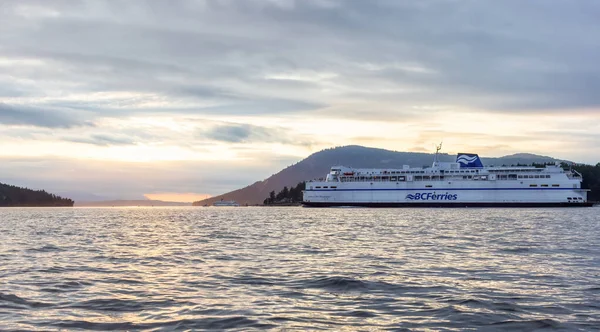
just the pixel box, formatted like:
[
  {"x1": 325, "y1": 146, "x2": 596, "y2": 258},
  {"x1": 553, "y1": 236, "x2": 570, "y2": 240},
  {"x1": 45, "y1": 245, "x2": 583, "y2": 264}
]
[
  {"x1": 456, "y1": 154, "x2": 478, "y2": 164},
  {"x1": 456, "y1": 153, "x2": 484, "y2": 168},
  {"x1": 406, "y1": 193, "x2": 458, "y2": 201}
]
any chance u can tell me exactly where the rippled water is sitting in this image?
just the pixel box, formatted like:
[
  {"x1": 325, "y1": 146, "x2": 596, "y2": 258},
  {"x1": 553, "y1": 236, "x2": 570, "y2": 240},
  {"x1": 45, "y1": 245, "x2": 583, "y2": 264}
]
[{"x1": 1, "y1": 207, "x2": 599, "y2": 331}]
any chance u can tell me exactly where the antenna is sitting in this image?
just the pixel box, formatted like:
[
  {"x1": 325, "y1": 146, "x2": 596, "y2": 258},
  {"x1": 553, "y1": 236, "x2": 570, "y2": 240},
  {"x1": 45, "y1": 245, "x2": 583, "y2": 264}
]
[{"x1": 433, "y1": 141, "x2": 443, "y2": 166}]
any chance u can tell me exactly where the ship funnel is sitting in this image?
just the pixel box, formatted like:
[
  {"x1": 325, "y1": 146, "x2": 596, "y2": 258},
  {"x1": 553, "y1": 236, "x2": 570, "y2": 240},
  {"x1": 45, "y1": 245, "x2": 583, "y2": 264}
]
[{"x1": 456, "y1": 153, "x2": 483, "y2": 168}]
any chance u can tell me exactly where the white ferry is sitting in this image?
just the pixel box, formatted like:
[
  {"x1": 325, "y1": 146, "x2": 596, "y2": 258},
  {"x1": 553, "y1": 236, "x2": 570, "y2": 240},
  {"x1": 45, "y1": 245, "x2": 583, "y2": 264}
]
[
  {"x1": 213, "y1": 200, "x2": 240, "y2": 207},
  {"x1": 302, "y1": 146, "x2": 592, "y2": 207}
]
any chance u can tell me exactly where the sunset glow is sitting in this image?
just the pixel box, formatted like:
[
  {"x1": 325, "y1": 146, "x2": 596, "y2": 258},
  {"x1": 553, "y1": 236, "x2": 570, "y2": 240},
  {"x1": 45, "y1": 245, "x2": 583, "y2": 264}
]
[{"x1": 2, "y1": 1, "x2": 599, "y2": 200}]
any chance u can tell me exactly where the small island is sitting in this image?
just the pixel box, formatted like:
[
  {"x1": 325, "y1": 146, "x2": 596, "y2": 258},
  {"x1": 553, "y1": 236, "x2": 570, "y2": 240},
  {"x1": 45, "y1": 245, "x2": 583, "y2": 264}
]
[{"x1": 0, "y1": 182, "x2": 74, "y2": 207}]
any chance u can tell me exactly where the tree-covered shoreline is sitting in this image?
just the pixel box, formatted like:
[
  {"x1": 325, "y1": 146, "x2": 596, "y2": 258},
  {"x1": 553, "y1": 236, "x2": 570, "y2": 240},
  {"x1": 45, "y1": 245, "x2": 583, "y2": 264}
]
[
  {"x1": 0, "y1": 183, "x2": 74, "y2": 207},
  {"x1": 263, "y1": 182, "x2": 305, "y2": 205},
  {"x1": 572, "y1": 163, "x2": 600, "y2": 202}
]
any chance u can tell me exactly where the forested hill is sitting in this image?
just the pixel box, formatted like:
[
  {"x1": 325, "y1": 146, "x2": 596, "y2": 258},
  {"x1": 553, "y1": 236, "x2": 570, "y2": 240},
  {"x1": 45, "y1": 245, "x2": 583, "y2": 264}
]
[{"x1": 0, "y1": 182, "x2": 74, "y2": 207}]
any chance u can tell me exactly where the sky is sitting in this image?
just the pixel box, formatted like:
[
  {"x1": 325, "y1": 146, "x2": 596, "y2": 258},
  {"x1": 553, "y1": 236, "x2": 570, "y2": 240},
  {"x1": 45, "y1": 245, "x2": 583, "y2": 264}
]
[{"x1": 1, "y1": 0, "x2": 600, "y2": 201}]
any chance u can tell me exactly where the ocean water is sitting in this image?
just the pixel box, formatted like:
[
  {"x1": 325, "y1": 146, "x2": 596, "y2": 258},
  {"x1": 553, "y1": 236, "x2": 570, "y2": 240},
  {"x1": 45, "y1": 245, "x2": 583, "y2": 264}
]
[{"x1": 1, "y1": 207, "x2": 599, "y2": 331}]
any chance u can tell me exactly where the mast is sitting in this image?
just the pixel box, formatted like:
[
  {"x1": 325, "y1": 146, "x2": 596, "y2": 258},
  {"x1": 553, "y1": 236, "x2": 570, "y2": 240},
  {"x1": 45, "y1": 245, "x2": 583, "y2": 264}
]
[{"x1": 433, "y1": 142, "x2": 443, "y2": 168}]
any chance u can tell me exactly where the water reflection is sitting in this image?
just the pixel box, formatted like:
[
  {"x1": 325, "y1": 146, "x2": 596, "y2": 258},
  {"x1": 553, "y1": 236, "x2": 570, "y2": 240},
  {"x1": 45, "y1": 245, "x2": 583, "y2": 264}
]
[{"x1": 0, "y1": 206, "x2": 599, "y2": 330}]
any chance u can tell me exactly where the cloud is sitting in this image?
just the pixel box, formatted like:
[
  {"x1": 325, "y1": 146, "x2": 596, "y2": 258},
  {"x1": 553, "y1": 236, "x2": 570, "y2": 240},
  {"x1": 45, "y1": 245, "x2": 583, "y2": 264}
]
[
  {"x1": 0, "y1": 103, "x2": 94, "y2": 128},
  {"x1": 2, "y1": 0, "x2": 599, "y2": 120},
  {"x1": 62, "y1": 134, "x2": 137, "y2": 146},
  {"x1": 203, "y1": 123, "x2": 276, "y2": 143},
  {"x1": 200, "y1": 121, "x2": 320, "y2": 148}
]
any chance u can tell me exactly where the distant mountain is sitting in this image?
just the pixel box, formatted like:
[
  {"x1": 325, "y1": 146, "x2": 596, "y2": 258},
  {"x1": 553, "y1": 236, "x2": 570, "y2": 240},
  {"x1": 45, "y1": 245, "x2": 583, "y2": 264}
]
[
  {"x1": 0, "y1": 182, "x2": 74, "y2": 207},
  {"x1": 193, "y1": 145, "x2": 566, "y2": 206},
  {"x1": 75, "y1": 200, "x2": 191, "y2": 207}
]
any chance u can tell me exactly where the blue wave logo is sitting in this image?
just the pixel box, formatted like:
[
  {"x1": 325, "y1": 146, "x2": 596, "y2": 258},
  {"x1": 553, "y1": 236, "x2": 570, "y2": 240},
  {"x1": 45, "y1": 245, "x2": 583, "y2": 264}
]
[
  {"x1": 456, "y1": 153, "x2": 484, "y2": 168},
  {"x1": 456, "y1": 154, "x2": 478, "y2": 164}
]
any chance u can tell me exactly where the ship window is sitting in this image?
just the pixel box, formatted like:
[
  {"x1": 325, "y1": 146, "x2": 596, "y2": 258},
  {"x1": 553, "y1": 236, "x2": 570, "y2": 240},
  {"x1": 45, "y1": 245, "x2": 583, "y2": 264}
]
[
  {"x1": 398, "y1": 176, "x2": 406, "y2": 181},
  {"x1": 518, "y1": 175, "x2": 523, "y2": 179},
  {"x1": 534, "y1": 175, "x2": 540, "y2": 178},
  {"x1": 480, "y1": 175, "x2": 488, "y2": 180},
  {"x1": 415, "y1": 176, "x2": 422, "y2": 181},
  {"x1": 425, "y1": 185, "x2": 432, "y2": 188},
  {"x1": 390, "y1": 176, "x2": 397, "y2": 181},
  {"x1": 529, "y1": 184, "x2": 537, "y2": 187},
  {"x1": 567, "y1": 197, "x2": 572, "y2": 200},
  {"x1": 316, "y1": 186, "x2": 321, "y2": 188},
  {"x1": 546, "y1": 175, "x2": 551, "y2": 178},
  {"x1": 331, "y1": 186, "x2": 337, "y2": 189},
  {"x1": 541, "y1": 184, "x2": 548, "y2": 187},
  {"x1": 423, "y1": 176, "x2": 430, "y2": 180},
  {"x1": 382, "y1": 176, "x2": 389, "y2": 181},
  {"x1": 552, "y1": 184, "x2": 560, "y2": 187},
  {"x1": 323, "y1": 186, "x2": 328, "y2": 188}
]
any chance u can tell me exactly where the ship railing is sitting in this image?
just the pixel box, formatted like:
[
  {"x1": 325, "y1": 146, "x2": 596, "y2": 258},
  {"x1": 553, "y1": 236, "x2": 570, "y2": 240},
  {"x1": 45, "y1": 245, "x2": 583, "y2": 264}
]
[{"x1": 568, "y1": 169, "x2": 582, "y2": 179}]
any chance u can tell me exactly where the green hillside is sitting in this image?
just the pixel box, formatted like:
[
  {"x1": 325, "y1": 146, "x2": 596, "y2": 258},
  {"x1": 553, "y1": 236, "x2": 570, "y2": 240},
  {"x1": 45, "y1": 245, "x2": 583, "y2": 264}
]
[{"x1": 0, "y1": 182, "x2": 74, "y2": 207}]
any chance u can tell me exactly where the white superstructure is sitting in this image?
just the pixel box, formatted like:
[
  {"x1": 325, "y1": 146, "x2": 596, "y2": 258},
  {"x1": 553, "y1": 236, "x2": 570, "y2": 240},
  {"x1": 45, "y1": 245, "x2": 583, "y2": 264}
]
[{"x1": 303, "y1": 147, "x2": 591, "y2": 207}]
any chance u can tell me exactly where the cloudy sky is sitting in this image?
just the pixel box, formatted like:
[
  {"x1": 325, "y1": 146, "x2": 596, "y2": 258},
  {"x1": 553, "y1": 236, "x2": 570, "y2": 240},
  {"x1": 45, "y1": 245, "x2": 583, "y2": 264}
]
[{"x1": 1, "y1": 0, "x2": 599, "y2": 201}]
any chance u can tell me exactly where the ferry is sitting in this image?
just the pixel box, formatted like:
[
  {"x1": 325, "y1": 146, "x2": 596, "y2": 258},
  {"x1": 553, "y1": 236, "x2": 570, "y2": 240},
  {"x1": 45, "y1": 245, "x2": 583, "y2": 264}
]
[
  {"x1": 302, "y1": 146, "x2": 592, "y2": 207},
  {"x1": 213, "y1": 199, "x2": 240, "y2": 207}
]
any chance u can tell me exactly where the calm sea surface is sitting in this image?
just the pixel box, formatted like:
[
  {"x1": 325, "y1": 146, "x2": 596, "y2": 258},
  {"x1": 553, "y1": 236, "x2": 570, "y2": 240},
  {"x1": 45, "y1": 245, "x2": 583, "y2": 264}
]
[{"x1": 1, "y1": 207, "x2": 599, "y2": 331}]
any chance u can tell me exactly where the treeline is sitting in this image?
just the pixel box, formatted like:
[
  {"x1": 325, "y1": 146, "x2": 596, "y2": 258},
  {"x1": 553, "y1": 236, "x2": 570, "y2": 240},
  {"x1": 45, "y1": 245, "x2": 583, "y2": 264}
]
[
  {"x1": 263, "y1": 182, "x2": 305, "y2": 205},
  {"x1": 572, "y1": 163, "x2": 600, "y2": 201},
  {"x1": 0, "y1": 182, "x2": 74, "y2": 207}
]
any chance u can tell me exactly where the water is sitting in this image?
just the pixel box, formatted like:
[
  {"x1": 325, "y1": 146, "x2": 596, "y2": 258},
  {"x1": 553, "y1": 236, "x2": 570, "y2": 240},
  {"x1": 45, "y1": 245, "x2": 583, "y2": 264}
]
[{"x1": 1, "y1": 207, "x2": 599, "y2": 331}]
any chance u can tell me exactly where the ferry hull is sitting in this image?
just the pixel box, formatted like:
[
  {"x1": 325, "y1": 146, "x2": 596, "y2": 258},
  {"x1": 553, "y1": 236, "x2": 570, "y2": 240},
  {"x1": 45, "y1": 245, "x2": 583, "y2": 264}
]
[
  {"x1": 303, "y1": 151, "x2": 591, "y2": 208},
  {"x1": 302, "y1": 201, "x2": 594, "y2": 208}
]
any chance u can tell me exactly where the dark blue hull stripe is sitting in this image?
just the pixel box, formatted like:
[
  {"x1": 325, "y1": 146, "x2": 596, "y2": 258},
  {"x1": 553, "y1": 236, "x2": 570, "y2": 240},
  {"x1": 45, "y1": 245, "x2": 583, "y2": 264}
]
[
  {"x1": 302, "y1": 202, "x2": 594, "y2": 208},
  {"x1": 305, "y1": 187, "x2": 580, "y2": 192}
]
